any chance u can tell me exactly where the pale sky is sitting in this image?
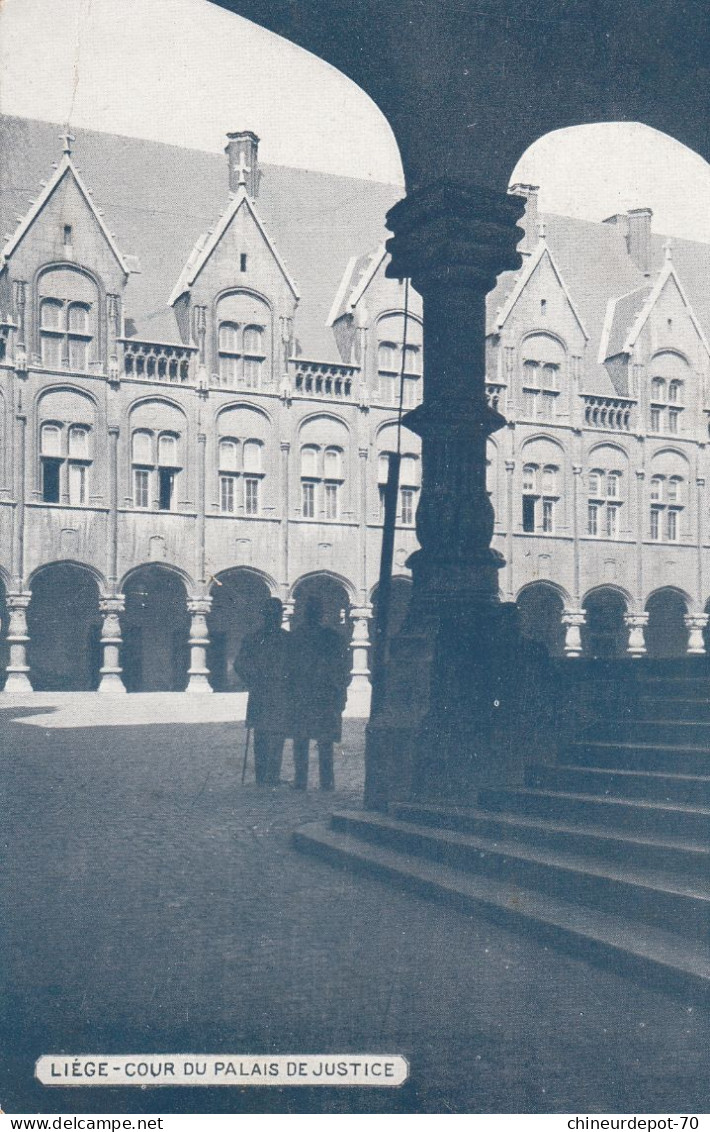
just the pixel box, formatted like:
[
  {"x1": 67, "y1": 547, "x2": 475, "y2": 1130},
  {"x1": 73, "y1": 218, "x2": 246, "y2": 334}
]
[{"x1": 2, "y1": 0, "x2": 710, "y2": 241}]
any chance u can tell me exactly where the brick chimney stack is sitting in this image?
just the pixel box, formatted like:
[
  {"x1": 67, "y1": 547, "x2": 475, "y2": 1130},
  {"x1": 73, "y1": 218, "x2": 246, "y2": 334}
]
[
  {"x1": 509, "y1": 183, "x2": 539, "y2": 255},
  {"x1": 627, "y1": 207, "x2": 652, "y2": 276},
  {"x1": 225, "y1": 131, "x2": 260, "y2": 198},
  {"x1": 603, "y1": 208, "x2": 653, "y2": 276}
]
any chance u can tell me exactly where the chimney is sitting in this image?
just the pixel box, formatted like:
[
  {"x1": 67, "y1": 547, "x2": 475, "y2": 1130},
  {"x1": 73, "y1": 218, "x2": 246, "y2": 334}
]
[
  {"x1": 603, "y1": 208, "x2": 652, "y2": 276},
  {"x1": 225, "y1": 131, "x2": 260, "y2": 198},
  {"x1": 627, "y1": 207, "x2": 652, "y2": 276},
  {"x1": 509, "y1": 183, "x2": 539, "y2": 255}
]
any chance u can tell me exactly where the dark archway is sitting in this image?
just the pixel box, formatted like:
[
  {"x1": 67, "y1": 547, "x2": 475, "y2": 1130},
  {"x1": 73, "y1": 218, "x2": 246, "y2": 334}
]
[
  {"x1": 645, "y1": 589, "x2": 688, "y2": 658},
  {"x1": 581, "y1": 588, "x2": 628, "y2": 659},
  {"x1": 120, "y1": 566, "x2": 190, "y2": 692},
  {"x1": 27, "y1": 563, "x2": 102, "y2": 690},
  {"x1": 207, "y1": 569, "x2": 272, "y2": 691},
  {"x1": 517, "y1": 583, "x2": 565, "y2": 658},
  {"x1": 292, "y1": 573, "x2": 352, "y2": 643},
  {"x1": 371, "y1": 576, "x2": 413, "y2": 641}
]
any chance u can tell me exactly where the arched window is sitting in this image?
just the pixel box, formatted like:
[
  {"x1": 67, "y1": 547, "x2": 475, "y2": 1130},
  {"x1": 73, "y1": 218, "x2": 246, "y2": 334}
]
[
  {"x1": 301, "y1": 445, "x2": 319, "y2": 479},
  {"x1": 219, "y1": 438, "x2": 239, "y2": 472},
  {"x1": 521, "y1": 335, "x2": 564, "y2": 421},
  {"x1": 67, "y1": 425, "x2": 90, "y2": 505},
  {"x1": 39, "y1": 276, "x2": 94, "y2": 372},
  {"x1": 242, "y1": 326, "x2": 265, "y2": 390},
  {"x1": 649, "y1": 468, "x2": 684, "y2": 542},
  {"x1": 588, "y1": 465, "x2": 623, "y2": 539},
  {"x1": 40, "y1": 421, "x2": 92, "y2": 505},
  {"x1": 41, "y1": 423, "x2": 62, "y2": 457},
  {"x1": 323, "y1": 447, "x2": 344, "y2": 519},
  {"x1": 376, "y1": 314, "x2": 423, "y2": 407},
  {"x1": 218, "y1": 321, "x2": 240, "y2": 387},
  {"x1": 132, "y1": 430, "x2": 153, "y2": 465},
  {"x1": 67, "y1": 303, "x2": 91, "y2": 370},
  {"x1": 40, "y1": 300, "x2": 63, "y2": 368},
  {"x1": 131, "y1": 430, "x2": 153, "y2": 509},
  {"x1": 158, "y1": 433, "x2": 178, "y2": 467},
  {"x1": 650, "y1": 354, "x2": 689, "y2": 435},
  {"x1": 40, "y1": 423, "x2": 62, "y2": 503},
  {"x1": 156, "y1": 433, "x2": 180, "y2": 510},
  {"x1": 522, "y1": 457, "x2": 560, "y2": 534},
  {"x1": 522, "y1": 463, "x2": 537, "y2": 494},
  {"x1": 399, "y1": 453, "x2": 420, "y2": 526}
]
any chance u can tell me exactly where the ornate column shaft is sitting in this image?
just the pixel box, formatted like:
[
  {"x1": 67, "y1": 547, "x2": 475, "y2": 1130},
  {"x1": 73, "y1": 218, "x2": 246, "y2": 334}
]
[
  {"x1": 685, "y1": 614, "x2": 708, "y2": 655},
  {"x1": 561, "y1": 609, "x2": 585, "y2": 658},
  {"x1": 347, "y1": 606, "x2": 372, "y2": 716},
  {"x1": 98, "y1": 596, "x2": 126, "y2": 693},
  {"x1": 4, "y1": 594, "x2": 32, "y2": 693},
  {"x1": 365, "y1": 182, "x2": 525, "y2": 806},
  {"x1": 624, "y1": 612, "x2": 649, "y2": 658},
  {"x1": 186, "y1": 597, "x2": 213, "y2": 693}
]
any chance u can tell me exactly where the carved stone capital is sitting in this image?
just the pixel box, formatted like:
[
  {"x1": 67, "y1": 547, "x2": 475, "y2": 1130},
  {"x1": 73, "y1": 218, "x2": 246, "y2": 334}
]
[
  {"x1": 385, "y1": 182, "x2": 524, "y2": 295},
  {"x1": 188, "y1": 597, "x2": 212, "y2": 617}
]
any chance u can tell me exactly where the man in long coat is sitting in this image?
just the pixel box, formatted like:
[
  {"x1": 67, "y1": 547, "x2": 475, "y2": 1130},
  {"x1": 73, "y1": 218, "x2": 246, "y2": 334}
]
[
  {"x1": 235, "y1": 597, "x2": 291, "y2": 786},
  {"x1": 289, "y1": 595, "x2": 351, "y2": 790}
]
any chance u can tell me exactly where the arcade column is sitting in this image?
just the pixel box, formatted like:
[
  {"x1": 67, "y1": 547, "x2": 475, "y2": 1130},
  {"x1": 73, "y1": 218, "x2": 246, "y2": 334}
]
[
  {"x1": 186, "y1": 597, "x2": 213, "y2": 693},
  {"x1": 365, "y1": 181, "x2": 524, "y2": 807},
  {"x1": 98, "y1": 596, "x2": 127, "y2": 693}
]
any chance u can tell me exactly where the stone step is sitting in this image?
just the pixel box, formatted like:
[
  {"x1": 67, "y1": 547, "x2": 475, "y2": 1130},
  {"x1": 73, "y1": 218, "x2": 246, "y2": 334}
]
[
  {"x1": 631, "y1": 698, "x2": 710, "y2": 720},
  {"x1": 293, "y1": 819, "x2": 710, "y2": 1001},
  {"x1": 527, "y1": 763, "x2": 710, "y2": 806},
  {"x1": 568, "y1": 741, "x2": 710, "y2": 775},
  {"x1": 325, "y1": 810, "x2": 710, "y2": 941},
  {"x1": 591, "y1": 720, "x2": 710, "y2": 745},
  {"x1": 636, "y1": 678, "x2": 710, "y2": 698},
  {"x1": 392, "y1": 801, "x2": 710, "y2": 880},
  {"x1": 479, "y1": 786, "x2": 710, "y2": 841}
]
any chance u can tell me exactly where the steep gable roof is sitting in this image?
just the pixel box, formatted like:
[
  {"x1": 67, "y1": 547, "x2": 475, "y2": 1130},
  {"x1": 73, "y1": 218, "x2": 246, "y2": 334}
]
[
  {"x1": 622, "y1": 250, "x2": 710, "y2": 357},
  {"x1": 327, "y1": 246, "x2": 387, "y2": 325},
  {"x1": 169, "y1": 184, "x2": 300, "y2": 306},
  {"x1": 0, "y1": 148, "x2": 133, "y2": 276},
  {"x1": 492, "y1": 236, "x2": 589, "y2": 340}
]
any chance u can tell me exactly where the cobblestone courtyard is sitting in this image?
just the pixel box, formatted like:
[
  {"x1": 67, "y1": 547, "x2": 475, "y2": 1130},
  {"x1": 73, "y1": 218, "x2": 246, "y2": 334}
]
[{"x1": 2, "y1": 698, "x2": 709, "y2": 1114}]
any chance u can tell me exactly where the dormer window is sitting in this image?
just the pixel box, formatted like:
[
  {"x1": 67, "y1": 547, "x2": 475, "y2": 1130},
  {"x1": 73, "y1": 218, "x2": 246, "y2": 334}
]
[
  {"x1": 218, "y1": 321, "x2": 265, "y2": 389},
  {"x1": 39, "y1": 297, "x2": 92, "y2": 371}
]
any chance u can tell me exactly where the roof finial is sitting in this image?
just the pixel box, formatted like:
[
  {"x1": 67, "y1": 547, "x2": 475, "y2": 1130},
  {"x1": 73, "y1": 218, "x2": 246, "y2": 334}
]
[
  {"x1": 234, "y1": 150, "x2": 251, "y2": 188},
  {"x1": 663, "y1": 237, "x2": 673, "y2": 261},
  {"x1": 538, "y1": 219, "x2": 546, "y2": 241},
  {"x1": 60, "y1": 130, "x2": 75, "y2": 157}
]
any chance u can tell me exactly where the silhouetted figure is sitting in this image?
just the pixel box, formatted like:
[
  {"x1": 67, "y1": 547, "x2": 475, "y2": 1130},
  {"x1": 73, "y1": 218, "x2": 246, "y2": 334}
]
[
  {"x1": 289, "y1": 596, "x2": 350, "y2": 790},
  {"x1": 235, "y1": 598, "x2": 290, "y2": 786}
]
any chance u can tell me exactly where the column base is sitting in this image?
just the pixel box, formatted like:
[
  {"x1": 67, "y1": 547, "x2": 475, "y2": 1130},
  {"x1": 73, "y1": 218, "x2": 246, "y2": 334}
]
[
  {"x1": 186, "y1": 673, "x2": 213, "y2": 694},
  {"x1": 365, "y1": 602, "x2": 553, "y2": 810},
  {"x1": 98, "y1": 671, "x2": 127, "y2": 694},
  {"x1": 3, "y1": 670, "x2": 33, "y2": 694},
  {"x1": 346, "y1": 677, "x2": 371, "y2": 718}
]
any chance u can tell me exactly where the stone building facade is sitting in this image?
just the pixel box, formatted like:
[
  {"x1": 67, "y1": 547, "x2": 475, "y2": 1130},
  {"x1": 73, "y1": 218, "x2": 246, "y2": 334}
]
[{"x1": 2, "y1": 116, "x2": 710, "y2": 697}]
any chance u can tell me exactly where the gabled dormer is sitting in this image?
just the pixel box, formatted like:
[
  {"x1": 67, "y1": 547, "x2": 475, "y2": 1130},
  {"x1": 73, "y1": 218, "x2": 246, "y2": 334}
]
[
  {"x1": 489, "y1": 229, "x2": 588, "y2": 420},
  {"x1": 328, "y1": 246, "x2": 423, "y2": 407},
  {"x1": 0, "y1": 132, "x2": 138, "y2": 373},
  {"x1": 600, "y1": 242, "x2": 710, "y2": 417},
  {"x1": 169, "y1": 131, "x2": 299, "y2": 390}
]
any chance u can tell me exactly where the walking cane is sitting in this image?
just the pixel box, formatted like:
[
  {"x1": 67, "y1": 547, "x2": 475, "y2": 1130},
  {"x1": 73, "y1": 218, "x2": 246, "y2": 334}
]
[{"x1": 241, "y1": 726, "x2": 252, "y2": 785}]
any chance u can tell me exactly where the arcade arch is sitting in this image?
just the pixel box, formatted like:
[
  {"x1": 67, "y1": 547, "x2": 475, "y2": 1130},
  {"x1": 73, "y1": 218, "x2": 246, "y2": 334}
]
[{"x1": 27, "y1": 562, "x2": 102, "y2": 690}]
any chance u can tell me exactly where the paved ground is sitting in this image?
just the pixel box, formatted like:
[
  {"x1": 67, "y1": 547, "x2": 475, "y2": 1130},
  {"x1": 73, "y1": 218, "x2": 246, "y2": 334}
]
[{"x1": 2, "y1": 698, "x2": 709, "y2": 1114}]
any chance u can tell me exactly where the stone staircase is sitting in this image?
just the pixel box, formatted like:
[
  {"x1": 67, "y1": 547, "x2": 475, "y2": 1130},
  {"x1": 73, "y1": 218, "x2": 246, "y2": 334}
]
[{"x1": 294, "y1": 664, "x2": 710, "y2": 999}]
